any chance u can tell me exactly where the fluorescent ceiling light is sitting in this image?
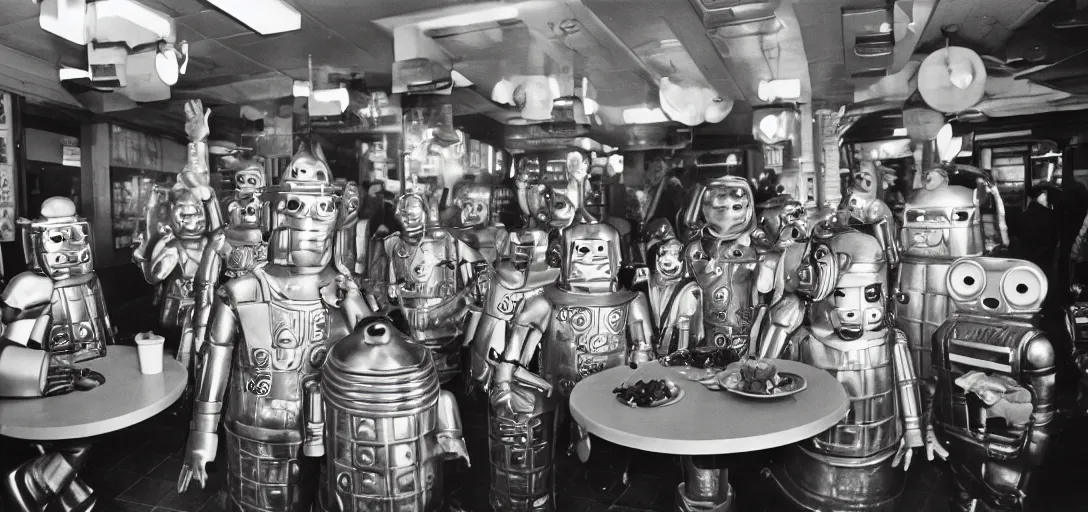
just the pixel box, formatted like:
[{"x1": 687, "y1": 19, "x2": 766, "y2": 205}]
[
  {"x1": 623, "y1": 107, "x2": 669, "y2": 125},
  {"x1": 94, "y1": 0, "x2": 172, "y2": 40},
  {"x1": 893, "y1": 128, "x2": 908, "y2": 136},
  {"x1": 293, "y1": 81, "x2": 311, "y2": 97},
  {"x1": 417, "y1": 6, "x2": 518, "y2": 31},
  {"x1": 59, "y1": 67, "x2": 91, "y2": 81},
  {"x1": 451, "y1": 70, "x2": 473, "y2": 87},
  {"x1": 757, "y1": 79, "x2": 802, "y2": 102},
  {"x1": 209, "y1": 0, "x2": 302, "y2": 35},
  {"x1": 975, "y1": 130, "x2": 1031, "y2": 141},
  {"x1": 39, "y1": 0, "x2": 88, "y2": 45},
  {"x1": 312, "y1": 87, "x2": 349, "y2": 110}
]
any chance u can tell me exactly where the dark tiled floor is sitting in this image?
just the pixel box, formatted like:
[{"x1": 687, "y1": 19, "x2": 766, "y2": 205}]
[{"x1": 4, "y1": 392, "x2": 1088, "y2": 512}]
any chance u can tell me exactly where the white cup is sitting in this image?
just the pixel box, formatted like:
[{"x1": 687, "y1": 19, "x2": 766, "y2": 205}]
[{"x1": 134, "y1": 332, "x2": 165, "y2": 375}]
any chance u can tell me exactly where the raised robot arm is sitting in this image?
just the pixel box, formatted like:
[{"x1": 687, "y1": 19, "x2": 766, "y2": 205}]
[
  {"x1": 627, "y1": 292, "x2": 656, "y2": 364},
  {"x1": 1022, "y1": 334, "x2": 1056, "y2": 465},
  {"x1": 178, "y1": 288, "x2": 237, "y2": 493},
  {"x1": 177, "y1": 99, "x2": 223, "y2": 232},
  {"x1": 187, "y1": 230, "x2": 228, "y2": 371}
]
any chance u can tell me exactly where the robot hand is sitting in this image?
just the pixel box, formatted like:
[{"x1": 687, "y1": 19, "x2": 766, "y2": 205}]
[
  {"x1": 150, "y1": 236, "x2": 180, "y2": 282},
  {"x1": 184, "y1": 100, "x2": 211, "y2": 143},
  {"x1": 925, "y1": 425, "x2": 949, "y2": 461},
  {"x1": 44, "y1": 366, "x2": 105, "y2": 396},
  {"x1": 489, "y1": 381, "x2": 538, "y2": 417},
  {"x1": 891, "y1": 436, "x2": 916, "y2": 471},
  {"x1": 178, "y1": 431, "x2": 218, "y2": 493}
]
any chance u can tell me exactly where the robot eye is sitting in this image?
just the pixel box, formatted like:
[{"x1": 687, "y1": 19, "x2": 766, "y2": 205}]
[
  {"x1": 476, "y1": 204, "x2": 484, "y2": 212},
  {"x1": 1002, "y1": 267, "x2": 1044, "y2": 308},
  {"x1": 953, "y1": 211, "x2": 970, "y2": 221},
  {"x1": 315, "y1": 171, "x2": 327, "y2": 182},
  {"x1": 864, "y1": 284, "x2": 882, "y2": 303},
  {"x1": 949, "y1": 260, "x2": 986, "y2": 300},
  {"x1": 833, "y1": 289, "x2": 846, "y2": 298},
  {"x1": 286, "y1": 199, "x2": 302, "y2": 212},
  {"x1": 49, "y1": 233, "x2": 64, "y2": 243},
  {"x1": 596, "y1": 245, "x2": 604, "y2": 252},
  {"x1": 318, "y1": 200, "x2": 335, "y2": 213}
]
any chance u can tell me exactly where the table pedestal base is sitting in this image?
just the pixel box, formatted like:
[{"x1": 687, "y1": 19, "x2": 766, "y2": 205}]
[
  {"x1": 677, "y1": 456, "x2": 735, "y2": 512},
  {"x1": 762, "y1": 444, "x2": 902, "y2": 512},
  {"x1": 2, "y1": 441, "x2": 96, "y2": 512}
]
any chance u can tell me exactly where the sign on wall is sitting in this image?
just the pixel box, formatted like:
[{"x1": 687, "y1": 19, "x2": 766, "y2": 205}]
[{"x1": 0, "y1": 92, "x2": 15, "y2": 241}]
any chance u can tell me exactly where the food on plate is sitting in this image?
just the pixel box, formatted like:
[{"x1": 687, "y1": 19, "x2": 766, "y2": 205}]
[
  {"x1": 661, "y1": 347, "x2": 739, "y2": 369},
  {"x1": 721, "y1": 358, "x2": 797, "y2": 395},
  {"x1": 613, "y1": 379, "x2": 676, "y2": 407}
]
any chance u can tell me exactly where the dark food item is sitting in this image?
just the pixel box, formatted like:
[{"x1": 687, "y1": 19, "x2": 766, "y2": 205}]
[
  {"x1": 613, "y1": 379, "x2": 674, "y2": 407},
  {"x1": 661, "y1": 347, "x2": 740, "y2": 369}
]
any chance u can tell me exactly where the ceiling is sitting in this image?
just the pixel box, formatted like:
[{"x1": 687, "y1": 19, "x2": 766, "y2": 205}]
[{"x1": 0, "y1": 0, "x2": 1082, "y2": 146}]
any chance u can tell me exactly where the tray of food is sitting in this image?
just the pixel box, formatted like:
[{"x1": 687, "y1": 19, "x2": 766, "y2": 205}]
[
  {"x1": 710, "y1": 358, "x2": 806, "y2": 399},
  {"x1": 613, "y1": 378, "x2": 685, "y2": 408}
]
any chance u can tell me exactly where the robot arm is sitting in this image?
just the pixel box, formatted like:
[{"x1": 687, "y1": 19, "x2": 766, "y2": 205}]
[
  {"x1": 1022, "y1": 334, "x2": 1057, "y2": 465},
  {"x1": 868, "y1": 200, "x2": 899, "y2": 268},
  {"x1": 0, "y1": 342, "x2": 48, "y2": 397},
  {"x1": 627, "y1": 292, "x2": 655, "y2": 363},
  {"x1": 146, "y1": 237, "x2": 181, "y2": 285},
  {"x1": 755, "y1": 294, "x2": 805, "y2": 360},
  {"x1": 0, "y1": 272, "x2": 55, "y2": 347},
  {"x1": 435, "y1": 390, "x2": 471, "y2": 464},
  {"x1": 189, "y1": 231, "x2": 227, "y2": 369},
  {"x1": 892, "y1": 329, "x2": 924, "y2": 448},
  {"x1": 490, "y1": 295, "x2": 554, "y2": 414}
]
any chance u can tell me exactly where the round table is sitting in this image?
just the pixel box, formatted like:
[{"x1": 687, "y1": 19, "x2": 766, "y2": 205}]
[
  {"x1": 569, "y1": 360, "x2": 849, "y2": 512},
  {"x1": 0, "y1": 345, "x2": 188, "y2": 440}
]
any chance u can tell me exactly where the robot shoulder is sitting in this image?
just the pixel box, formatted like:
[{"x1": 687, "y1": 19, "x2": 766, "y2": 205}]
[
  {"x1": 1, "y1": 272, "x2": 55, "y2": 309},
  {"x1": 220, "y1": 273, "x2": 262, "y2": 305},
  {"x1": 1022, "y1": 333, "x2": 1056, "y2": 372}
]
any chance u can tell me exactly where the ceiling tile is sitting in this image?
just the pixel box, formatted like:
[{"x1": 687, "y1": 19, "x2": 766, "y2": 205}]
[
  {"x1": 218, "y1": 15, "x2": 379, "y2": 74},
  {"x1": 143, "y1": 0, "x2": 206, "y2": 16},
  {"x1": 178, "y1": 39, "x2": 272, "y2": 88},
  {"x1": 177, "y1": 10, "x2": 251, "y2": 40},
  {"x1": 0, "y1": 19, "x2": 84, "y2": 67},
  {"x1": 0, "y1": 2, "x2": 39, "y2": 28}
]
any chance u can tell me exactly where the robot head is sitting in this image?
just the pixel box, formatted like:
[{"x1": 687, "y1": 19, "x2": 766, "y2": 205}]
[
  {"x1": 654, "y1": 239, "x2": 685, "y2": 281},
  {"x1": 758, "y1": 196, "x2": 807, "y2": 246},
  {"x1": 452, "y1": 183, "x2": 491, "y2": 228},
  {"x1": 268, "y1": 143, "x2": 340, "y2": 268},
  {"x1": 852, "y1": 162, "x2": 880, "y2": 196},
  {"x1": 230, "y1": 159, "x2": 266, "y2": 195},
  {"x1": 558, "y1": 215, "x2": 622, "y2": 293},
  {"x1": 947, "y1": 257, "x2": 1047, "y2": 315},
  {"x1": 169, "y1": 188, "x2": 207, "y2": 239},
  {"x1": 394, "y1": 194, "x2": 430, "y2": 237},
  {"x1": 780, "y1": 225, "x2": 839, "y2": 301},
  {"x1": 685, "y1": 177, "x2": 754, "y2": 240},
  {"x1": 21, "y1": 197, "x2": 93, "y2": 279},
  {"x1": 815, "y1": 230, "x2": 888, "y2": 341},
  {"x1": 525, "y1": 184, "x2": 576, "y2": 229},
  {"x1": 922, "y1": 166, "x2": 950, "y2": 191},
  {"x1": 227, "y1": 194, "x2": 264, "y2": 229},
  {"x1": 902, "y1": 183, "x2": 978, "y2": 251},
  {"x1": 506, "y1": 229, "x2": 549, "y2": 269}
]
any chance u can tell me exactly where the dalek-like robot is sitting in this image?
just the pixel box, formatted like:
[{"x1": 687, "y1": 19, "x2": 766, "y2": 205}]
[
  {"x1": 929, "y1": 257, "x2": 1055, "y2": 512},
  {"x1": 318, "y1": 317, "x2": 469, "y2": 512},
  {"x1": 177, "y1": 143, "x2": 372, "y2": 512},
  {"x1": 384, "y1": 193, "x2": 485, "y2": 384},
  {"x1": 490, "y1": 212, "x2": 655, "y2": 512},
  {"x1": 764, "y1": 229, "x2": 923, "y2": 511},
  {"x1": 0, "y1": 196, "x2": 112, "y2": 512}
]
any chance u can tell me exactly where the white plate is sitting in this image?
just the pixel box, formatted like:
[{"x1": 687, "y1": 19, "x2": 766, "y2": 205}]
[{"x1": 717, "y1": 371, "x2": 807, "y2": 399}]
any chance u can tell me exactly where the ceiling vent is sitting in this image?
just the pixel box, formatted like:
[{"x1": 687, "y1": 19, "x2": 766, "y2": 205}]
[{"x1": 842, "y1": 8, "x2": 895, "y2": 78}]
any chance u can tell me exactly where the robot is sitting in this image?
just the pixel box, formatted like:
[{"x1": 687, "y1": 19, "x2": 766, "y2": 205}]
[
  {"x1": 384, "y1": 193, "x2": 485, "y2": 384},
  {"x1": 837, "y1": 161, "x2": 898, "y2": 267},
  {"x1": 680, "y1": 176, "x2": 773, "y2": 356},
  {"x1": 318, "y1": 317, "x2": 469, "y2": 512},
  {"x1": 450, "y1": 181, "x2": 508, "y2": 264},
  {"x1": 177, "y1": 143, "x2": 373, "y2": 512},
  {"x1": 894, "y1": 166, "x2": 987, "y2": 381},
  {"x1": 488, "y1": 212, "x2": 655, "y2": 512},
  {"x1": 0, "y1": 197, "x2": 112, "y2": 512},
  {"x1": 763, "y1": 229, "x2": 923, "y2": 511},
  {"x1": 191, "y1": 156, "x2": 268, "y2": 367},
  {"x1": 928, "y1": 257, "x2": 1055, "y2": 512},
  {"x1": 644, "y1": 232, "x2": 702, "y2": 356}
]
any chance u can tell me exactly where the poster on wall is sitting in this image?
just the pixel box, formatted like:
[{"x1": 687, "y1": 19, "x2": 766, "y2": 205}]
[{"x1": 0, "y1": 92, "x2": 15, "y2": 242}]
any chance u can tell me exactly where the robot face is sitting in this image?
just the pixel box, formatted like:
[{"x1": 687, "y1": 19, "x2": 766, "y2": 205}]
[
  {"x1": 508, "y1": 229, "x2": 547, "y2": 268},
  {"x1": 37, "y1": 222, "x2": 93, "y2": 278},
  {"x1": 655, "y1": 239, "x2": 684, "y2": 280},
  {"x1": 852, "y1": 168, "x2": 876, "y2": 194},
  {"x1": 456, "y1": 197, "x2": 488, "y2": 228},
  {"x1": 229, "y1": 195, "x2": 263, "y2": 229},
  {"x1": 828, "y1": 284, "x2": 886, "y2": 341},
  {"x1": 794, "y1": 239, "x2": 839, "y2": 302},
  {"x1": 271, "y1": 191, "x2": 338, "y2": 266},
  {"x1": 947, "y1": 257, "x2": 1047, "y2": 314},
  {"x1": 171, "y1": 193, "x2": 207, "y2": 238},
  {"x1": 234, "y1": 168, "x2": 265, "y2": 194},
  {"x1": 701, "y1": 183, "x2": 752, "y2": 238},
  {"x1": 286, "y1": 153, "x2": 329, "y2": 183},
  {"x1": 923, "y1": 168, "x2": 949, "y2": 191},
  {"x1": 395, "y1": 195, "x2": 427, "y2": 233},
  {"x1": 903, "y1": 206, "x2": 976, "y2": 229}
]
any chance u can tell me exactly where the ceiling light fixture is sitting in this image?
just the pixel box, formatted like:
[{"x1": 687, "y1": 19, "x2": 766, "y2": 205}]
[
  {"x1": 58, "y1": 67, "x2": 91, "y2": 81},
  {"x1": 893, "y1": 127, "x2": 908, "y2": 137},
  {"x1": 38, "y1": 0, "x2": 88, "y2": 45},
  {"x1": 154, "y1": 41, "x2": 188, "y2": 86},
  {"x1": 208, "y1": 0, "x2": 301, "y2": 35},
  {"x1": 757, "y1": 78, "x2": 801, "y2": 102},
  {"x1": 623, "y1": 107, "x2": 670, "y2": 125}
]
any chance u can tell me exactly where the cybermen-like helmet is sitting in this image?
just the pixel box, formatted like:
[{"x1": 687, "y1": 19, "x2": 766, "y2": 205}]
[
  {"x1": 946, "y1": 257, "x2": 1047, "y2": 315},
  {"x1": 557, "y1": 212, "x2": 623, "y2": 294},
  {"x1": 683, "y1": 176, "x2": 755, "y2": 240},
  {"x1": 812, "y1": 230, "x2": 888, "y2": 341},
  {"x1": 228, "y1": 158, "x2": 266, "y2": 195},
  {"x1": 21, "y1": 197, "x2": 93, "y2": 280},
  {"x1": 451, "y1": 183, "x2": 491, "y2": 228},
  {"x1": 169, "y1": 188, "x2": 207, "y2": 240},
  {"x1": 394, "y1": 193, "x2": 431, "y2": 239},
  {"x1": 269, "y1": 143, "x2": 340, "y2": 268}
]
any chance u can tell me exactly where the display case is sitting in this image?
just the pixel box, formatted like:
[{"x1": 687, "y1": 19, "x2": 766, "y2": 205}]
[{"x1": 107, "y1": 124, "x2": 185, "y2": 263}]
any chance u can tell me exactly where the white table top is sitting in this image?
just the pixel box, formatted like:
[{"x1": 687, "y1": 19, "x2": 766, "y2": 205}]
[
  {"x1": 569, "y1": 359, "x2": 850, "y2": 456},
  {"x1": 0, "y1": 346, "x2": 187, "y2": 441}
]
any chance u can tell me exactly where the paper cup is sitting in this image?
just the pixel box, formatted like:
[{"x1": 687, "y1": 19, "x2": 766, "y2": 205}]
[{"x1": 134, "y1": 333, "x2": 165, "y2": 375}]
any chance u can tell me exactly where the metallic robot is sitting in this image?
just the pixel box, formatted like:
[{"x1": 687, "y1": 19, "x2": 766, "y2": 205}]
[
  {"x1": 384, "y1": 193, "x2": 485, "y2": 384},
  {"x1": 450, "y1": 181, "x2": 508, "y2": 264},
  {"x1": 177, "y1": 143, "x2": 372, "y2": 512},
  {"x1": 489, "y1": 212, "x2": 655, "y2": 511},
  {"x1": 764, "y1": 229, "x2": 923, "y2": 511},
  {"x1": 837, "y1": 161, "x2": 899, "y2": 267},
  {"x1": 895, "y1": 167, "x2": 989, "y2": 381},
  {"x1": 0, "y1": 197, "x2": 111, "y2": 512},
  {"x1": 191, "y1": 157, "x2": 268, "y2": 368},
  {"x1": 318, "y1": 317, "x2": 469, "y2": 512},
  {"x1": 645, "y1": 234, "x2": 702, "y2": 356},
  {"x1": 928, "y1": 257, "x2": 1054, "y2": 512},
  {"x1": 680, "y1": 176, "x2": 770, "y2": 356}
]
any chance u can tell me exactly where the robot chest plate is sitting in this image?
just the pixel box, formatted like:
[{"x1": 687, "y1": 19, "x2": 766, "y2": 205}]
[
  {"x1": 392, "y1": 239, "x2": 457, "y2": 291},
  {"x1": 552, "y1": 304, "x2": 629, "y2": 352},
  {"x1": 236, "y1": 301, "x2": 331, "y2": 397},
  {"x1": 945, "y1": 320, "x2": 1020, "y2": 377}
]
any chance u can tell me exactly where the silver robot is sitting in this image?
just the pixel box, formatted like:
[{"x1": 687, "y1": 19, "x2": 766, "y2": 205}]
[
  {"x1": 764, "y1": 229, "x2": 923, "y2": 511},
  {"x1": 928, "y1": 257, "x2": 1055, "y2": 512},
  {"x1": 177, "y1": 143, "x2": 372, "y2": 512},
  {"x1": 838, "y1": 161, "x2": 899, "y2": 266},
  {"x1": 318, "y1": 316, "x2": 469, "y2": 512}
]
